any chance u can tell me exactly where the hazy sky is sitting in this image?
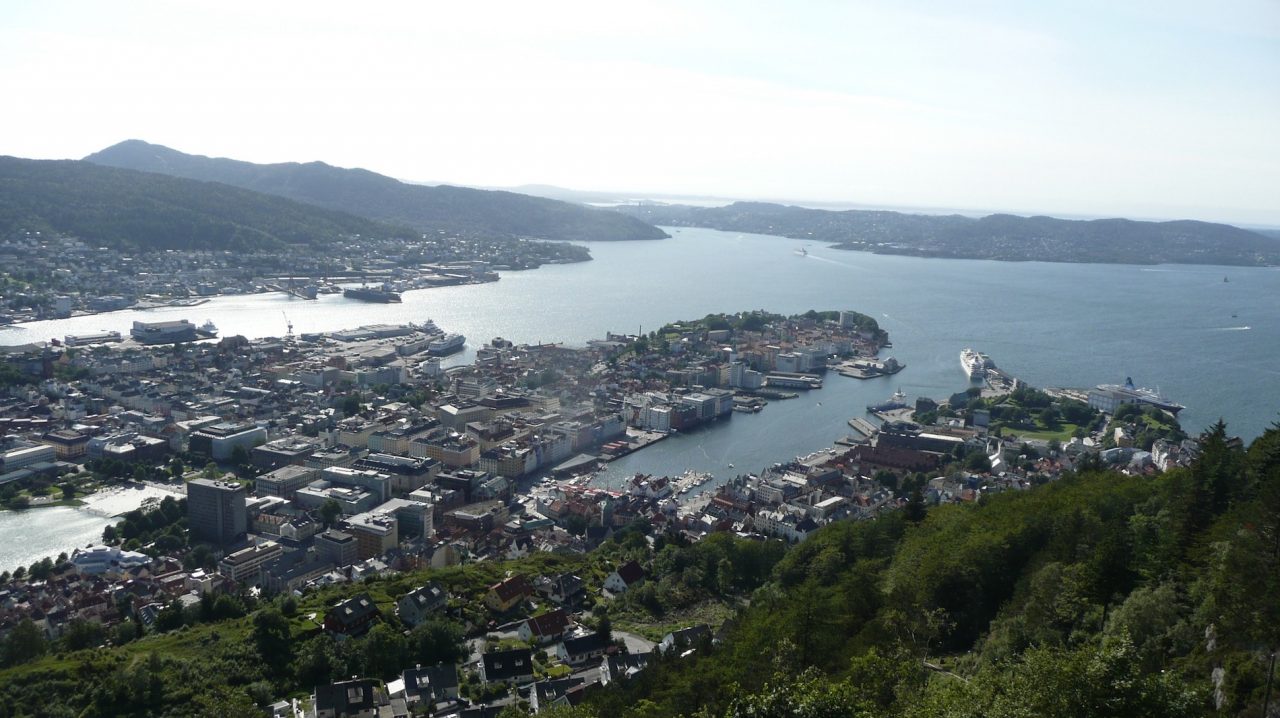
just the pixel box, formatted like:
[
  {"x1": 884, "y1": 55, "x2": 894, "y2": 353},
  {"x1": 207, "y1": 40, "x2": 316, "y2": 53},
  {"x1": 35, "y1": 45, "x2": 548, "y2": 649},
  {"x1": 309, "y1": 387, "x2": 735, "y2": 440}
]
[{"x1": 2, "y1": 1, "x2": 1278, "y2": 224}]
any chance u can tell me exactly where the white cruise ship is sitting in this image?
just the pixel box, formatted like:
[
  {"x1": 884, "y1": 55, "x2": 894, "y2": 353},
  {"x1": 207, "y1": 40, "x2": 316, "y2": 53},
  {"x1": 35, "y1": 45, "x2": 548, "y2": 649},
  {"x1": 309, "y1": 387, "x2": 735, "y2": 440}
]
[{"x1": 960, "y1": 348, "x2": 995, "y2": 379}]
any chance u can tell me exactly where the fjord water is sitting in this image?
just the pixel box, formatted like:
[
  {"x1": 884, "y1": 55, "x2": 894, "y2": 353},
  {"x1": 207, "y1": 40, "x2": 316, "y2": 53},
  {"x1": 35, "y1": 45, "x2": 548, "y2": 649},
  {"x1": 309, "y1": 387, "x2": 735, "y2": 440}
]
[{"x1": 2, "y1": 226, "x2": 1277, "y2": 492}]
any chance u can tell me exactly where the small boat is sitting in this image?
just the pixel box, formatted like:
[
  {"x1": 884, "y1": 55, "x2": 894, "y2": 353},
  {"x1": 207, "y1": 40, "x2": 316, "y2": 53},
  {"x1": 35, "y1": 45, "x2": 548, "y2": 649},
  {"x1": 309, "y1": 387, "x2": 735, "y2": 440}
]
[{"x1": 795, "y1": 247, "x2": 807, "y2": 256}]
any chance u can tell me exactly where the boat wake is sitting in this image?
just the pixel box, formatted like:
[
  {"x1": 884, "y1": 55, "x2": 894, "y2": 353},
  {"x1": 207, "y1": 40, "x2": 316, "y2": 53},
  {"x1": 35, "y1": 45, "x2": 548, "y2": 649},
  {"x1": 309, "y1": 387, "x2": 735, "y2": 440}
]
[{"x1": 1211, "y1": 326, "x2": 1252, "y2": 331}]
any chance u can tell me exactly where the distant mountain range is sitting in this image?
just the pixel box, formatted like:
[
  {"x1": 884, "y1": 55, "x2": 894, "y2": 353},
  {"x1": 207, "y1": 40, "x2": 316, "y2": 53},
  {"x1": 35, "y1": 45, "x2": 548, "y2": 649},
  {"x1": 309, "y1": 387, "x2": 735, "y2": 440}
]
[
  {"x1": 0, "y1": 156, "x2": 407, "y2": 251},
  {"x1": 614, "y1": 201, "x2": 1280, "y2": 266},
  {"x1": 85, "y1": 140, "x2": 668, "y2": 243}
]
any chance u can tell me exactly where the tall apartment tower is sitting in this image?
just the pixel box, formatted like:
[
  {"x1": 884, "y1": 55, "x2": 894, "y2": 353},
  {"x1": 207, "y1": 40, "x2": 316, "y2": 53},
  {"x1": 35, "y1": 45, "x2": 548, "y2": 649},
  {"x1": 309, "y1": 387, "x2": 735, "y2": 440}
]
[{"x1": 187, "y1": 478, "x2": 247, "y2": 545}]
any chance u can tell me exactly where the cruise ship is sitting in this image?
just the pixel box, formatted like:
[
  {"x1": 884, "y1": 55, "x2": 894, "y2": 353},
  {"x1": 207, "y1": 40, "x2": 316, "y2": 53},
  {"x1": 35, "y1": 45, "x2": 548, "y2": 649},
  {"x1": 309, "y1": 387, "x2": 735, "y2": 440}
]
[
  {"x1": 343, "y1": 285, "x2": 402, "y2": 303},
  {"x1": 960, "y1": 348, "x2": 995, "y2": 379},
  {"x1": 1088, "y1": 378, "x2": 1185, "y2": 416},
  {"x1": 427, "y1": 333, "x2": 465, "y2": 356}
]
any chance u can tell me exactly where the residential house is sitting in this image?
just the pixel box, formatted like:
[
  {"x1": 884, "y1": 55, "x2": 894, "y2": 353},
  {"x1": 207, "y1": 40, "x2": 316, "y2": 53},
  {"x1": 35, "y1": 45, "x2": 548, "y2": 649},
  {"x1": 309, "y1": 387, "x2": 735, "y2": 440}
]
[
  {"x1": 529, "y1": 676, "x2": 587, "y2": 713},
  {"x1": 313, "y1": 677, "x2": 380, "y2": 718},
  {"x1": 534, "y1": 573, "x2": 586, "y2": 608},
  {"x1": 396, "y1": 582, "x2": 447, "y2": 627},
  {"x1": 602, "y1": 560, "x2": 645, "y2": 594},
  {"x1": 479, "y1": 647, "x2": 534, "y2": 685},
  {"x1": 516, "y1": 608, "x2": 571, "y2": 645},
  {"x1": 399, "y1": 663, "x2": 459, "y2": 706},
  {"x1": 659, "y1": 624, "x2": 711, "y2": 654},
  {"x1": 324, "y1": 593, "x2": 380, "y2": 637},
  {"x1": 599, "y1": 652, "x2": 652, "y2": 686},
  {"x1": 556, "y1": 633, "x2": 612, "y2": 667},
  {"x1": 484, "y1": 575, "x2": 530, "y2": 613}
]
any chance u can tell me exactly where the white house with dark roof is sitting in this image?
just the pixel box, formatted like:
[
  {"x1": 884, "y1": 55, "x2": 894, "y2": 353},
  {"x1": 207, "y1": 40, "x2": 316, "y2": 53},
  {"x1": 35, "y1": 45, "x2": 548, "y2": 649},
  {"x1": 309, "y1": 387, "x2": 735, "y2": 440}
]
[{"x1": 396, "y1": 582, "x2": 447, "y2": 627}]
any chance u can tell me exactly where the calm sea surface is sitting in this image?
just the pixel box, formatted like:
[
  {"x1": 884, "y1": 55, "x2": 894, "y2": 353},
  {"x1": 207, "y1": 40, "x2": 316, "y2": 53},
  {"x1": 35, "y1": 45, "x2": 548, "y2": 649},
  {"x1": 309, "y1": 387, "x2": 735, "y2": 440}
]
[
  {"x1": 2, "y1": 227, "x2": 1276, "y2": 567},
  {"x1": 0, "y1": 485, "x2": 177, "y2": 573}
]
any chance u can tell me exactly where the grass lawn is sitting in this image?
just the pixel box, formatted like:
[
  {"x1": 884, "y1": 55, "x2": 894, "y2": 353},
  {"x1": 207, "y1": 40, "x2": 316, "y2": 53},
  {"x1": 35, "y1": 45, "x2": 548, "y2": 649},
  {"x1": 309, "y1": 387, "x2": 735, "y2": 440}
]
[
  {"x1": 1008, "y1": 423, "x2": 1080, "y2": 442},
  {"x1": 614, "y1": 600, "x2": 736, "y2": 642}
]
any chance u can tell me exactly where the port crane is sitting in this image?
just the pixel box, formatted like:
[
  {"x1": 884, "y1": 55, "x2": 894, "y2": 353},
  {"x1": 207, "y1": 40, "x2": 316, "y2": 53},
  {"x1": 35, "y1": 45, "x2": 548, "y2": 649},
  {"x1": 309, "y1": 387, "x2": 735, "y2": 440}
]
[{"x1": 282, "y1": 311, "x2": 293, "y2": 338}]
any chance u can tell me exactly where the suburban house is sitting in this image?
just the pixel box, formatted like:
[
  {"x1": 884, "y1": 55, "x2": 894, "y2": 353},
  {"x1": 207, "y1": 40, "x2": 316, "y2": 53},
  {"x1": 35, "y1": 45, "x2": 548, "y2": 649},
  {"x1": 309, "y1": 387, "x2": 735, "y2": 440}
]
[
  {"x1": 556, "y1": 632, "x2": 612, "y2": 667},
  {"x1": 534, "y1": 572, "x2": 586, "y2": 608},
  {"x1": 484, "y1": 575, "x2": 531, "y2": 613},
  {"x1": 602, "y1": 560, "x2": 645, "y2": 594},
  {"x1": 516, "y1": 608, "x2": 571, "y2": 645},
  {"x1": 400, "y1": 663, "x2": 459, "y2": 706},
  {"x1": 479, "y1": 647, "x2": 535, "y2": 685},
  {"x1": 324, "y1": 593, "x2": 381, "y2": 637},
  {"x1": 599, "y1": 651, "x2": 652, "y2": 686},
  {"x1": 313, "y1": 677, "x2": 381, "y2": 718},
  {"x1": 659, "y1": 624, "x2": 711, "y2": 654},
  {"x1": 396, "y1": 582, "x2": 448, "y2": 627},
  {"x1": 529, "y1": 676, "x2": 587, "y2": 713}
]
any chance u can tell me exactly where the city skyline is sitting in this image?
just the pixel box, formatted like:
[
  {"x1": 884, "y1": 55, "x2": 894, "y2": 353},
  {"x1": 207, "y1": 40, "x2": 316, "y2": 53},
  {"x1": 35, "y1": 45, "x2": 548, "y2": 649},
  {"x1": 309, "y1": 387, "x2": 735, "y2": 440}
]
[{"x1": 2, "y1": 1, "x2": 1278, "y2": 225}]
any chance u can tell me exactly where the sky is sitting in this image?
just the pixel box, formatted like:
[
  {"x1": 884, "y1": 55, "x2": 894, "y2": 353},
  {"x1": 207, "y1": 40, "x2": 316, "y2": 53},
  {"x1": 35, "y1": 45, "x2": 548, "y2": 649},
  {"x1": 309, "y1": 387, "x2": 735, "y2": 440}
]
[{"x1": 1, "y1": 1, "x2": 1278, "y2": 225}]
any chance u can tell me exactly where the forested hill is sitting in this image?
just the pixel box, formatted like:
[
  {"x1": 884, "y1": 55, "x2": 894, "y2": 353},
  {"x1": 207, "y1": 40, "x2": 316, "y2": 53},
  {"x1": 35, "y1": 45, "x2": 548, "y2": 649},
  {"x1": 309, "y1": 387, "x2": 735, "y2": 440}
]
[
  {"x1": 0, "y1": 156, "x2": 409, "y2": 251},
  {"x1": 613, "y1": 201, "x2": 1280, "y2": 266},
  {"x1": 86, "y1": 140, "x2": 669, "y2": 243},
  {"x1": 573, "y1": 420, "x2": 1280, "y2": 717}
]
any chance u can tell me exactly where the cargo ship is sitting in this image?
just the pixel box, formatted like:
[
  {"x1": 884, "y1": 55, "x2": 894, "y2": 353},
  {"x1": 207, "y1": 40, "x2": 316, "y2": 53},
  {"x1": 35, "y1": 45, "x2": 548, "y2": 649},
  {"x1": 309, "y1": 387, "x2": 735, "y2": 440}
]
[
  {"x1": 427, "y1": 333, "x2": 465, "y2": 355},
  {"x1": 343, "y1": 285, "x2": 402, "y2": 303},
  {"x1": 866, "y1": 389, "x2": 909, "y2": 413}
]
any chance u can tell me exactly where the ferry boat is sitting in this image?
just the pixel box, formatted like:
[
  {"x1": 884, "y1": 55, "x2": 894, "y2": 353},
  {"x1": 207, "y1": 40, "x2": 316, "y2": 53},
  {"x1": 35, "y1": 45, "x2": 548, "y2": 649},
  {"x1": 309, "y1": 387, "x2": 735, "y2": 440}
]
[
  {"x1": 427, "y1": 333, "x2": 465, "y2": 356},
  {"x1": 960, "y1": 348, "x2": 995, "y2": 379},
  {"x1": 343, "y1": 284, "x2": 402, "y2": 303}
]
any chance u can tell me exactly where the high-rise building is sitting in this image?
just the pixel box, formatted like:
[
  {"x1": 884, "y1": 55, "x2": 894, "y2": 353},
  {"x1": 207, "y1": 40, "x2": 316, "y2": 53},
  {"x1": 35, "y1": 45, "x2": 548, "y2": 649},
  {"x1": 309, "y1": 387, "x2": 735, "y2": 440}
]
[{"x1": 187, "y1": 478, "x2": 247, "y2": 545}]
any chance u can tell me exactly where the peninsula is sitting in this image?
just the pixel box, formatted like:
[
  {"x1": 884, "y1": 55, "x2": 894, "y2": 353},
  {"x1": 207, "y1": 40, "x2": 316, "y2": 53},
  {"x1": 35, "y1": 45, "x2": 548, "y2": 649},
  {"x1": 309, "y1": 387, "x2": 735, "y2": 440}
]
[{"x1": 612, "y1": 200, "x2": 1280, "y2": 266}]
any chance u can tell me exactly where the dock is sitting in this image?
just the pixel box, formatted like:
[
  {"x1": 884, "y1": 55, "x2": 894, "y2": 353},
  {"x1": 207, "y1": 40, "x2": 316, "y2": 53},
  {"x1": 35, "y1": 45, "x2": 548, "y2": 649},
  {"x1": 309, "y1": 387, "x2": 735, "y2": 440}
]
[
  {"x1": 847, "y1": 417, "x2": 879, "y2": 437},
  {"x1": 835, "y1": 357, "x2": 906, "y2": 379}
]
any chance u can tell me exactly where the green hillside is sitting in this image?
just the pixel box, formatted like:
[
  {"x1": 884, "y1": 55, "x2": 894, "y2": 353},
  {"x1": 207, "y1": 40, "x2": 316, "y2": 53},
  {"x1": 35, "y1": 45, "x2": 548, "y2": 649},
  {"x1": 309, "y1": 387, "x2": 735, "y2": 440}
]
[
  {"x1": 86, "y1": 140, "x2": 669, "y2": 243},
  {"x1": 0, "y1": 156, "x2": 409, "y2": 251}
]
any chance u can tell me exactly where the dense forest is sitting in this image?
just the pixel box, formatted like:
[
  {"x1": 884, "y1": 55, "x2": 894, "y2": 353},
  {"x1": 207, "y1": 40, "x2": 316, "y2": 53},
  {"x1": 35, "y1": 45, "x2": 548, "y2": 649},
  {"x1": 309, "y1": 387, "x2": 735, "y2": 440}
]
[
  {"x1": 1, "y1": 420, "x2": 1277, "y2": 717},
  {"x1": 613, "y1": 201, "x2": 1280, "y2": 266},
  {"x1": 85, "y1": 140, "x2": 669, "y2": 243},
  {"x1": 0, "y1": 157, "x2": 409, "y2": 251}
]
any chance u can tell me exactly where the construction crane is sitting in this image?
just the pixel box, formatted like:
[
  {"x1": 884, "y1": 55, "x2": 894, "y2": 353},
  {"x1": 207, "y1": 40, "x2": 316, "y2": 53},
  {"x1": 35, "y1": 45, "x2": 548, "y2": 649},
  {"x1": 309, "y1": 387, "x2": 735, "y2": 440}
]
[{"x1": 282, "y1": 311, "x2": 294, "y2": 338}]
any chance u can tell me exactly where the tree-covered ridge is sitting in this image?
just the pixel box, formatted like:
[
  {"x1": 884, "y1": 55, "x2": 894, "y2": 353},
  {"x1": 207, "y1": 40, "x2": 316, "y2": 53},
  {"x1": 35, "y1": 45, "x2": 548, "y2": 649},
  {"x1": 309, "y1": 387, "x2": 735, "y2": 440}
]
[
  {"x1": 0, "y1": 156, "x2": 411, "y2": 251},
  {"x1": 85, "y1": 140, "x2": 670, "y2": 243},
  {"x1": 578, "y1": 420, "x2": 1280, "y2": 717},
  {"x1": 613, "y1": 201, "x2": 1280, "y2": 266}
]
